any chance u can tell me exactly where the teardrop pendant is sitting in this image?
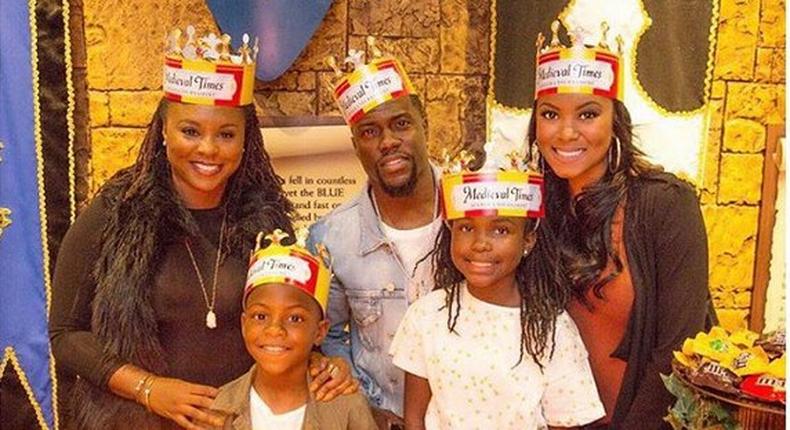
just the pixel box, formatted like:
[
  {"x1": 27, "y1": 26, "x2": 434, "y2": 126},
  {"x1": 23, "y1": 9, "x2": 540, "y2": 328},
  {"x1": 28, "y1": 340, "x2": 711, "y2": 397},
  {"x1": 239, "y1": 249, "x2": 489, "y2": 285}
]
[{"x1": 206, "y1": 310, "x2": 217, "y2": 329}]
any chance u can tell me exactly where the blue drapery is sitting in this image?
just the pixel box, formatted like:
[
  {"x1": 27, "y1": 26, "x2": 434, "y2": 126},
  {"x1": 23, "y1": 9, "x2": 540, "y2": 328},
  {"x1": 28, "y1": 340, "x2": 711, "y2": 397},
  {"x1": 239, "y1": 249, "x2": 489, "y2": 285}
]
[
  {"x1": 206, "y1": 0, "x2": 332, "y2": 81},
  {"x1": 0, "y1": 1, "x2": 56, "y2": 428}
]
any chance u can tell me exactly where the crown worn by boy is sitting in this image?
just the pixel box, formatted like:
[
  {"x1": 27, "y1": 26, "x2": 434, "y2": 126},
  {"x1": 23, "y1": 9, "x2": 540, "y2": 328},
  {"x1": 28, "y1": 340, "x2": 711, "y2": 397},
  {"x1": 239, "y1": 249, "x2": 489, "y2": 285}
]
[
  {"x1": 244, "y1": 229, "x2": 331, "y2": 309},
  {"x1": 211, "y1": 230, "x2": 377, "y2": 430}
]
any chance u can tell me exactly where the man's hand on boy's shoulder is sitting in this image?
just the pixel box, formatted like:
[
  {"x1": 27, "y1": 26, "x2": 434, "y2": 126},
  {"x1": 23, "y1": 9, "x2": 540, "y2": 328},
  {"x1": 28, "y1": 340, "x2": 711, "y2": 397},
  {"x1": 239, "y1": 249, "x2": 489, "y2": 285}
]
[
  {"x1": 308, "y1": 352, "x2": 359, "y2": 401},
  {"x1": 371, "y1": 407, "x2": 404, "y2": 430}
]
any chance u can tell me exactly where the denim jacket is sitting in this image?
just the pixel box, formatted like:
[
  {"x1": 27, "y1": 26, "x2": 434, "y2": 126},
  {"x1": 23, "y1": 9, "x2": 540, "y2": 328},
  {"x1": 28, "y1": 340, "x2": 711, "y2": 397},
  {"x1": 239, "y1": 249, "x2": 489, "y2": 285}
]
[{"x1": 306, "y1": 184, "x2": 437, "y2": 417}]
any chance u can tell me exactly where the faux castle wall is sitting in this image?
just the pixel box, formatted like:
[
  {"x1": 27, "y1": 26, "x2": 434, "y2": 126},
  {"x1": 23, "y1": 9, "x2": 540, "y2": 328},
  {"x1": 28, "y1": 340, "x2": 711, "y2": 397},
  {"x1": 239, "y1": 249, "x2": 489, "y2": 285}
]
[
  {"x1": 702, "y1": 0, "x2": 785, "y2": 329},
  {"x1": 82, "y1": 0, "x2": 785, "y2": 329},
  {"x1": 84, "y1": 0, "x2": 489, "y2": 190}
]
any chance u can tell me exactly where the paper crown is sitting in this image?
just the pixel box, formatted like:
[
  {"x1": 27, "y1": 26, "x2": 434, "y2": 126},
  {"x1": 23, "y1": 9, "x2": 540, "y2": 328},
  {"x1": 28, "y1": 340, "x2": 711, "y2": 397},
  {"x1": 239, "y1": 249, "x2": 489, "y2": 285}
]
[
  {"x1": 438, "y1": 142, "x2": 544, "y2": 220},
  {"x1": 244, "y1": 229, "x2": 331, "y2": 312},
  {"x1": 326, "y1": 36, "x2": 415, "y2": 124},
  {"x1": 163, "y1": 26, "x2": 257, "y2": 106},
  {"x1": 535, "y1": 20, "x2": 624, "y2": 101}
]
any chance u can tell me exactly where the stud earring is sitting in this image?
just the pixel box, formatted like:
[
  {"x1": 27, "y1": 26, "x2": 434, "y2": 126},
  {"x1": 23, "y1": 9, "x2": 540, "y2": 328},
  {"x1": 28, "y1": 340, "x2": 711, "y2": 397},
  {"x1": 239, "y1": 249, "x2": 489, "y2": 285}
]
[{"x1": 162, "y1": 139, "x2": 167, "y2": 147}]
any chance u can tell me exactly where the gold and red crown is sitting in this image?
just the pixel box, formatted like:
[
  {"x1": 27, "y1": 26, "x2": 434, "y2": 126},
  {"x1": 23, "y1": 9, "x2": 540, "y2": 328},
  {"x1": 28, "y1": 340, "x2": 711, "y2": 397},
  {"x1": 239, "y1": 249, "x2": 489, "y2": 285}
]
[
  {"x1": 245, "y1": 229, "x2": 331, "y2": 312},
  {"x1": 437, "y1": 142, "x2": 544, "y2": 220},
  {"x1": 535, "y1": 20, "x2": 624, "y2": 101},
  {"x1": 163, "y1": 25, "x2": 257, "y2": 106},
  {"x1": 326, "y1": 36, "x2": 415, "y2": 124}
]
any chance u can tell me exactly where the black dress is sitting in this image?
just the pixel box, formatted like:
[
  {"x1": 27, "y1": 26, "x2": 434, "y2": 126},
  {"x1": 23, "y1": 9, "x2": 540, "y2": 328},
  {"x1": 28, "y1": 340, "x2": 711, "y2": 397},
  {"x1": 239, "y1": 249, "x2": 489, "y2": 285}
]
[{"x1": 50, "y1": 197, "x2": 253, "y2": 428}]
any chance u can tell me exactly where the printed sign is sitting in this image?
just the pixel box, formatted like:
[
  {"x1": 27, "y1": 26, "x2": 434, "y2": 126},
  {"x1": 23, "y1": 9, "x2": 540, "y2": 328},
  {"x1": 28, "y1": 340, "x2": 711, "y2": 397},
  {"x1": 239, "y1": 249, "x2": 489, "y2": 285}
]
[
  {"x1": 536, "y1": 58, "x2": 615, "y2": 93},
  {"x1": 451, "y1": 181, "x2": 542, "y2": 212},
  {"x1": 164, "y1": 66, "x2": 238, "y2": 101},
  {"x1": 337, "y1": 68, "x2": 405, "y2": 121},
  {"x1": 247, "y1": 254, "x2": 313, "y2": 286},
  {"x1": 440, "y1": 172, "x2": 545, "y2": 220}
]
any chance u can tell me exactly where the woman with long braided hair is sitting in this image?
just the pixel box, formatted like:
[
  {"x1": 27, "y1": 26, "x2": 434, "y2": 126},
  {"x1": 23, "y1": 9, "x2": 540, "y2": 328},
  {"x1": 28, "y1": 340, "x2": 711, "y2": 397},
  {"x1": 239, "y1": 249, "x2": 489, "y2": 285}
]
[
  {"x1": 527, "y1": 22, "x2": 715, "y2": 429},
  {"x1": 50, "y1": 27, "x2": 356, "y2": 430}
]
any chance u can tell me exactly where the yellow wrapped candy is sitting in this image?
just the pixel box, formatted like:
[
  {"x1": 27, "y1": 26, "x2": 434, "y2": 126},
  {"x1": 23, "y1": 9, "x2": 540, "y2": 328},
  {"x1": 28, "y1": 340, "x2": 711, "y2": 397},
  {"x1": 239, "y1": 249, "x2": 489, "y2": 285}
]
[
  {"x1": 710, "y1": 326, "x2": 730, "y2": 339},
  {"x1": 729, "y1": 328, "x2": 759, "y2": 348},
  {"x1": 673, "y1": 339, "x2": 699, "y2": 369},
  {"x1": 681, "y1": 338, "x2": 695, "y2": 356},
  {"x1": 691, "y1": 330, "x2": 738, "y2": 363},
  {"x1": 674, "y1": 350, "x2": 695, "y2": 368},
  {"x1": 728, "y1": 346, "x2": 770, "y2": 376},
  {"x1": 766, "y1": 354, "x2": 786, "y2": 379}
]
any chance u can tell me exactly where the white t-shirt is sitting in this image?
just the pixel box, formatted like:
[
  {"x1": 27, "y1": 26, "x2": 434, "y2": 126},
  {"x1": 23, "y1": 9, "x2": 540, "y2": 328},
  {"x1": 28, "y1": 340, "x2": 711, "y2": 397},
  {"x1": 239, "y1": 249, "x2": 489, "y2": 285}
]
[
  {"x1": 249, "y1": 388, "x2": 306, "y2": 430},
  {"x1": 380, "y1": 217, "x2": 442, "y2": 303},
  {"x1": 390, "y1": 286, "x2": 605, "y2": 430}
]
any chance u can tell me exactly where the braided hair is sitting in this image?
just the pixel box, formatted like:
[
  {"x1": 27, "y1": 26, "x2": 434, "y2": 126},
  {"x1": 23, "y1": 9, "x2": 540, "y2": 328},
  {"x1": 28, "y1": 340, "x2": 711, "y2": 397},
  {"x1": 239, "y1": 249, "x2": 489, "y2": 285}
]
[
  {"x1": 527, "y1": 99, "x2": 660, "y2": 306},
  {"x1": 430, "y1": 218, "x2": 569, "y2": 367}
]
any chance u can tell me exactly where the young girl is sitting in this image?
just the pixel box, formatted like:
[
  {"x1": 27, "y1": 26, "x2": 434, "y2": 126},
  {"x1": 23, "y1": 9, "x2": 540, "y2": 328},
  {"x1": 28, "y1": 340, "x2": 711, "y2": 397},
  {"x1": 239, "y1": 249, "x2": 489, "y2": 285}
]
[{"x1": 389, "y1": 151, "x2": 605, "y2": 429}]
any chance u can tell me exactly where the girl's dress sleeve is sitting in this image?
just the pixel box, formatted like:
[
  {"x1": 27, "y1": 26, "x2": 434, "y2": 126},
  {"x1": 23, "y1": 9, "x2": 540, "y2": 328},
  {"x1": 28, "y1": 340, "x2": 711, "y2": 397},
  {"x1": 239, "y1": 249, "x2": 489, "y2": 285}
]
[
  {"x1": 389, "y1": 299, "x2": 428, "y2": 378},
  {"x1": 542, "y1": 312, "x2": 606, "y2": 427}
]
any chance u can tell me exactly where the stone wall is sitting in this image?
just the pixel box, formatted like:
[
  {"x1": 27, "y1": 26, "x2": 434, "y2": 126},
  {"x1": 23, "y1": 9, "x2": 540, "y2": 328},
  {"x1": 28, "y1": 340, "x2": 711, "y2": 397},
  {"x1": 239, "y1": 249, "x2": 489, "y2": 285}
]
[
  {"x1": 81, "y1": 0, "x2": 785, "y2": 328},
  {"x1": 83, "y1": 0, "x2": 490, "y2": 190},
  {"x1": 701, "y1": 0, "x2": 785, "y2": 329},
  {"x1": 84, "y1": 0, "x2": 218, "y2": 189}
]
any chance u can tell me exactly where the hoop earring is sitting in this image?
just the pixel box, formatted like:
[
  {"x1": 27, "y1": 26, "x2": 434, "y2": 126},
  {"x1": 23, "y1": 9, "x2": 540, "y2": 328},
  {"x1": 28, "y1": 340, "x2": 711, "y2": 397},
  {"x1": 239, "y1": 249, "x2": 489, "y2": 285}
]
[
  {"x1": 608, "y1": 137, "x2": 622, "y2": 173},
  {"x1": 529, "y1": 140, "x2": 544, "y2": 174},
  {"x1": 540, "y1": 153, "x2": 545, "y2": 174}
]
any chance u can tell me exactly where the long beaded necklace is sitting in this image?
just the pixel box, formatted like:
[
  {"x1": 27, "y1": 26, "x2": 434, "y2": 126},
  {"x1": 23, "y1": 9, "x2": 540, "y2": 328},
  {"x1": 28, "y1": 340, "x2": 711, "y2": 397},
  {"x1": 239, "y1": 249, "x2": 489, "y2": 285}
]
[{"x1": 184, "y1": 210, "x2": 227, "y2": 329}]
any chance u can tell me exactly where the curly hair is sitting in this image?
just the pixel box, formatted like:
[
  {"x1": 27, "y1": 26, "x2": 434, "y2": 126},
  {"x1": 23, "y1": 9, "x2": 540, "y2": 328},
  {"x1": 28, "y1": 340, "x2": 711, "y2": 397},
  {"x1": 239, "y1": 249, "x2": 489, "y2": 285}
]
[
  {"x1": 100, "y1": 98, "x2": 294, "y2": 258},
  {"x1": 430, "y1": 218, "x2": 569, "y2": 367},
  {"x1": 527, "y1": 99, "x2": 660, "y2": 306}
]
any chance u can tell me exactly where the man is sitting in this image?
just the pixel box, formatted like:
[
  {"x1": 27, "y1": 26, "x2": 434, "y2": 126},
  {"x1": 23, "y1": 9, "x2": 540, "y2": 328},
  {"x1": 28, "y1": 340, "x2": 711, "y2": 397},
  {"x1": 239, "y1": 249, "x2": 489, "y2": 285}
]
[{"x1": 307, "y1": 45, "x2": 441, "y2": 429}]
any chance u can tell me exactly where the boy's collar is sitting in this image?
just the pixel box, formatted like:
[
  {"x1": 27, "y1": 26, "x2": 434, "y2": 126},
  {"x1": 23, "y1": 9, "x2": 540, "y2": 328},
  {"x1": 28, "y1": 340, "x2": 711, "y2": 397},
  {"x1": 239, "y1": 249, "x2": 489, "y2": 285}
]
[
  {"x1": 213, "y1": 365, "x2": 321, "y2": 429},
  {"x1": 210, "y1": 365, "x2": 254, "y2": 427}
]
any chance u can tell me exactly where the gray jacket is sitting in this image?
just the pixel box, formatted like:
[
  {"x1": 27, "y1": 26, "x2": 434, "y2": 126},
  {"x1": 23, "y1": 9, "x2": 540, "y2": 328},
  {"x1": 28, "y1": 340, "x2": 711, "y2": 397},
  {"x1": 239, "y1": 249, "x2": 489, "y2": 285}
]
[
  {"x1": 307, "y1": 184, "x2": 438, "y2": 416},
  {"x1": 210, "y1": 366, "x2": 377, "y2": 430}
]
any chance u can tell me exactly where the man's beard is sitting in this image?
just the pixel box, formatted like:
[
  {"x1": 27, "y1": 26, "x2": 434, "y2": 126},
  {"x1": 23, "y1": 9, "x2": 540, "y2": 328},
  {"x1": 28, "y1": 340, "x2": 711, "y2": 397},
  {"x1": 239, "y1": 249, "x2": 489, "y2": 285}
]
[{"x1": 376, "y1": 157, "x2": 418, "y2": 197}]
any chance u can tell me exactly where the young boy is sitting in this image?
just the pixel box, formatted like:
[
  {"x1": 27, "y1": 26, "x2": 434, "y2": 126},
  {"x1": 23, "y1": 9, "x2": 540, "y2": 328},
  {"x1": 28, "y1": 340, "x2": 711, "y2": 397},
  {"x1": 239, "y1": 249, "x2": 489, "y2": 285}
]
[{"x1": 211, "y1": 230, "x2": 377, "y2": 429}]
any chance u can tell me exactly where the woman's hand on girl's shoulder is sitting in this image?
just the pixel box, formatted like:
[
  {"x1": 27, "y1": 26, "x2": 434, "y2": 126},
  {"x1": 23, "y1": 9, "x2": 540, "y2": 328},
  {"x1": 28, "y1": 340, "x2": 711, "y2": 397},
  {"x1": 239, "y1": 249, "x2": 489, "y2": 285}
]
[{"x1": 308, "y1": 352, "x2": 359, "y2": 401}]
